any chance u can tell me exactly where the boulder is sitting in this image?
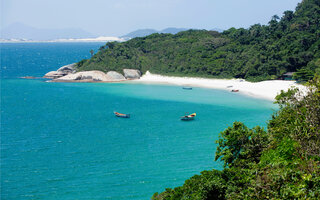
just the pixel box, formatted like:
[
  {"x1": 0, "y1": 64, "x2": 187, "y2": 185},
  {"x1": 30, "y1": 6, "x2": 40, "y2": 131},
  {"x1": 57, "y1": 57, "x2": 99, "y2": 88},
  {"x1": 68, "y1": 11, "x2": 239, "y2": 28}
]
[
  {"x1": 56, "y1": 70, "x2": 113, "y2": 82},
  {"x1": 123, "y1": 69, "x2": 141, "y2": 79},
  {"x1": 107, "y1": 71, "x2": 125, "y2": 80},
  {"x1": 44, "y1": 71, "x2": 65, "y2": 79},
  {"x1": 44, "y1": 63, "x2": 76, "y2": 79},
  {"x1": 57, "y1": 63, "x2": 76, "y2": 74}
]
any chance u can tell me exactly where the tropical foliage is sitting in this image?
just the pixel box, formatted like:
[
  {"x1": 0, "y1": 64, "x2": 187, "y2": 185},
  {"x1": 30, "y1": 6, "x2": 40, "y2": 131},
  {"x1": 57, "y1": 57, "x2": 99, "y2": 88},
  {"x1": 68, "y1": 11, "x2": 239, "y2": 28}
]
[{"x1": 77, "y1": 0, "x2": 320, "y2": 82}]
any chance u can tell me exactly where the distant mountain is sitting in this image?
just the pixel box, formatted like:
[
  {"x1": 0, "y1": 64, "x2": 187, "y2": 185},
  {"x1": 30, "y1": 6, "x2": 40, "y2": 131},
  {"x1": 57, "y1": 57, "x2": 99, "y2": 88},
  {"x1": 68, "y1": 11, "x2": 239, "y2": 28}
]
[
  {"x1": 121, "y1": 27, "x2": 223, "y2": 39},
  {"x1": 0, "y1": 22, "x2": 95, "y2": 40},
  {"x1": 121, "y1": 29, "x2": 158, "y2": 39},
  {"x1": 210, "y1": 28, "x2": 224, "y2": 33},
  {"x1": 161, "y1": 27, "x2": 188, "y2": 34}
]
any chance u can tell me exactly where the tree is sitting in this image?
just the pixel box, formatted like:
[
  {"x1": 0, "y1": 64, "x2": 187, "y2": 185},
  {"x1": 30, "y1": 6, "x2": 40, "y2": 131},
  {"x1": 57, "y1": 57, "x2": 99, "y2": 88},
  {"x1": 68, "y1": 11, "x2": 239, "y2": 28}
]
[
  {"x1": 271, "y1": 74, "x2": 320, "y2": 157},
  {"x1": 282, "y1": 10, "x2": 294, "y2": 22},
  {"x1": 292, "y1": 68, "x2": 315, "y2": 82},
  {"x1": 215, "y1": 122, "x2": 269, "y2": 168}
]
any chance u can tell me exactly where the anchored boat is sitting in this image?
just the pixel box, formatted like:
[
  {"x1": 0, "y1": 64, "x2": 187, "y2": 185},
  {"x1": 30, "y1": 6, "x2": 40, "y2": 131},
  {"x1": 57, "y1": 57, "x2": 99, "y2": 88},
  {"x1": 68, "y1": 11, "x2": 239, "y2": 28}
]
[
  {"x1": 181, "y1": 113, "x2": 196, "y2": 121},
  {"x1": 114, "y1": 112, "x2": 130, "y2": 118}
]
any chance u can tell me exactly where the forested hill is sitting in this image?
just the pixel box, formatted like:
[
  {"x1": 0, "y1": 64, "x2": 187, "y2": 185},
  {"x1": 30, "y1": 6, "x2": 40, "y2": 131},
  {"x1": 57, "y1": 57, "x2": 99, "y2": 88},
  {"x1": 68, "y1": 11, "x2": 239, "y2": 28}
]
[{"x1": 77, "y1": 0, "x2": 320, "y2": 81}]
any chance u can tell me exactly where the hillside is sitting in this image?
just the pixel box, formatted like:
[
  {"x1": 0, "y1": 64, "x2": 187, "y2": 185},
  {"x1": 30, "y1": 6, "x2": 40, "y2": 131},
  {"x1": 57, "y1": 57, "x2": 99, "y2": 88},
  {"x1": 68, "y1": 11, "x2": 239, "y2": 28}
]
[{"x1": 77, "y1": 0, "x2": 320, "y2": 82}]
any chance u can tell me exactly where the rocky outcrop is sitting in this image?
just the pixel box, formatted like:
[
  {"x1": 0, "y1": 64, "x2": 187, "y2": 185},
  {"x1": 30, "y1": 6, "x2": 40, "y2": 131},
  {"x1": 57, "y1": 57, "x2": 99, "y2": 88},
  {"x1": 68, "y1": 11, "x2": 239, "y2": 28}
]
[
  {"x1": 44, "y1": 63, "x2": 141, "y2": 82},
  {"x1": 44, "y1": 63, "x2": 76, "y2": 79},
  {"x1": 123, "y1": 69, "x2": 141, "y2": 79},
  {"x1": 57, "y1": 63, "x2": 76, "y2": 74},
  {"x1": 107, "y1": 71, "x2": 125, "y2": 80},
  {"x1": 44, "y1": 71, "x2": 66, "y2": 79},
  {"x1": 55, "y1": 70, "x2": 113, "y2": 82}
]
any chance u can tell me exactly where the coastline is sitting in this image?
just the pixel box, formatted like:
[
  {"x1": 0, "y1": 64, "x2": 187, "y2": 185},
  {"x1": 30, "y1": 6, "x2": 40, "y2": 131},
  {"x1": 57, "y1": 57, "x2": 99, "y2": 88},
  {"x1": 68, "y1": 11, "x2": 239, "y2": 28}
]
[
  {"x1": 39, "y1": 65, "x2": 306, "y2": 101},
  {"x1": 132, "y1": 72, "x2": 306, "y2": 101}
]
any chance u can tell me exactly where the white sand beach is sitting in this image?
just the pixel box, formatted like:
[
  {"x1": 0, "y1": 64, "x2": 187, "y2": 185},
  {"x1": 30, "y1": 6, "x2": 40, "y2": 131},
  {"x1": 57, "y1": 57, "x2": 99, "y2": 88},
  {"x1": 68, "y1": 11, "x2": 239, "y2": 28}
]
[{"x1": 133, "y1": 71, "x2": 306, "y2": 101}]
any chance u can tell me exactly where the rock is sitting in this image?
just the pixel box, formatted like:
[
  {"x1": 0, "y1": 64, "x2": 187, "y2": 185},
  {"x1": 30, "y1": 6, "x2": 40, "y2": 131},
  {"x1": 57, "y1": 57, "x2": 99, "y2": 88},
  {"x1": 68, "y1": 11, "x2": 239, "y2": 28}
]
[
  {"x1": 57, "y1": 63, "x2": 76, "y2": 74},
  {"x1": 44, "y1": 63, "x2": 76, "y2": 79},
  {"x1": 123, "y1": 69, "x2": 141, "y2": 79},
  {"x1": 107, "y1": 71, "x2": 125, "y2": 80},
  {"x1": 56, "y1": 70, "x2": 113, "y2": 82},
  {"x1": 44, "y1": 71, "x2": 65, "y2": 79},
  {"x1": 21, "y1": 76, "x2": 37, "y2": 79}
]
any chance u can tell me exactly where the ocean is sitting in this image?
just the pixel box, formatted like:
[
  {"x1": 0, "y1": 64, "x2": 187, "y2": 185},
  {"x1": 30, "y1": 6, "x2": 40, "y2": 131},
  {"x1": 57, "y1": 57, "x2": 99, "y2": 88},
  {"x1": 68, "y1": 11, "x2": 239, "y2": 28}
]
[{"x1": 1, "y1": 43, "x2": 276, "y2": 199}]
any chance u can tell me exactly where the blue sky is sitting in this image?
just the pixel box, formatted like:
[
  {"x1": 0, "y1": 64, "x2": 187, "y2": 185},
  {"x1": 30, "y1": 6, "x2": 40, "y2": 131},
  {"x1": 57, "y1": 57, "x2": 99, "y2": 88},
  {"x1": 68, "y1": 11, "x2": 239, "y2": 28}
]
[{"x1": 2, "y1": 0, "x2": 302, "y2": 36}]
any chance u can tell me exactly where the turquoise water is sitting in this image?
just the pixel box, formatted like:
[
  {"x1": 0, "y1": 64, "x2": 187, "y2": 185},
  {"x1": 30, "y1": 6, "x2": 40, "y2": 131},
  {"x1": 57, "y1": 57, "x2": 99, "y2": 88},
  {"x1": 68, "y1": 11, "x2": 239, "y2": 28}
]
[{"x1": 1, "y1": 43, "x2": 276, "y2": 199}]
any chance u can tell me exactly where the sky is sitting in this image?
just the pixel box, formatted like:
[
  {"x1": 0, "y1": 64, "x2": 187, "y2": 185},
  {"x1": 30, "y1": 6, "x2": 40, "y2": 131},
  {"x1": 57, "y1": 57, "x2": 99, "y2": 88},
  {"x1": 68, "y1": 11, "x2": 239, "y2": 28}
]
[{"x1": 2, "y1": 0, "x2": 302, "y2": 37}]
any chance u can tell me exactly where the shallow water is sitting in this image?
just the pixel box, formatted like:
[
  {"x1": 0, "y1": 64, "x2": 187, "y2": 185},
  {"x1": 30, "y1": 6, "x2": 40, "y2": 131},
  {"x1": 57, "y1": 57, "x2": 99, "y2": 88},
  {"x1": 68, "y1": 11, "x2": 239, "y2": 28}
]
[{"x1": 1, "y1": 43, "x2": 276, "y2": 199}]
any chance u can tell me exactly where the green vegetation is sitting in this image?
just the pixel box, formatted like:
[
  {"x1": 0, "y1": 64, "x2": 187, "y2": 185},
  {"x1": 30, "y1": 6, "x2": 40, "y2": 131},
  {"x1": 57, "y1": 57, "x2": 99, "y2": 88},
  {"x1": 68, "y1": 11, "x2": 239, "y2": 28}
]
[
  {"x1": 151, "y1": 75, "x2": 320, "y2": 199},
  {"x1": 77, "y1": 0, "x2": 320, "y2": 82}
]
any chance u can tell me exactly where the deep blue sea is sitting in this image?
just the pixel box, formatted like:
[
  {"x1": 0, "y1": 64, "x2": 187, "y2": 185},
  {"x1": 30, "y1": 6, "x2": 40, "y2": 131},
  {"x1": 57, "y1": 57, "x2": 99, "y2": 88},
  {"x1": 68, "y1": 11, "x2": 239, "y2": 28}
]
[{"x1": 1, "y1": 43, "x2": 276, "y2": 199}]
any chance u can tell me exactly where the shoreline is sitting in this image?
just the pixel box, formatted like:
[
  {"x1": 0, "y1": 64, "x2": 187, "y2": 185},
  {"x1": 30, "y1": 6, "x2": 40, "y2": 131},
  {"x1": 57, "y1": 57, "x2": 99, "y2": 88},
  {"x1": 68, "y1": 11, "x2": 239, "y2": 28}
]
[
  {"x1": 132, "y1": 72, "x2": 306, "y2": 101},
  {"x1": 26, "y1": 69, "x2": 306, "y2": 101}
]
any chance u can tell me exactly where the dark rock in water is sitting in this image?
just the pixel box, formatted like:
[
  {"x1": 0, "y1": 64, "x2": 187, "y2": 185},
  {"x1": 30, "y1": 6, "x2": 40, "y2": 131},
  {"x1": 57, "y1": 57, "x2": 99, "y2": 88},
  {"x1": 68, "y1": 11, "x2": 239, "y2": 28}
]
[
  {"x1": 74, "y1": 75, "x2": 82, "y2": 80},
  {"x1": 123, "y1": 69, "x2": 141, "y2": 79}
]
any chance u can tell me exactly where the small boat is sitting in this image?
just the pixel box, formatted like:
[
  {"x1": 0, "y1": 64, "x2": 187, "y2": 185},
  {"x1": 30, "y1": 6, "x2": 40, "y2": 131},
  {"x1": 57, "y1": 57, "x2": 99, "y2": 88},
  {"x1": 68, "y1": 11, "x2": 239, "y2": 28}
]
[
  {"x1": 181, "y1": 113, "x2": 196, "y2": 121},
  {"x1": 114, "y1": 112, "x2": 130, "y2": 118},
  {"x1": 182, "y1": 87, "x2": 192, "y2": 90},
  {"x1": 231, "y1": 89, "x2": 239, "y2": 92},
  {"x1": 227, "y1": 85, "x2": 233, "y2": 88}
]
